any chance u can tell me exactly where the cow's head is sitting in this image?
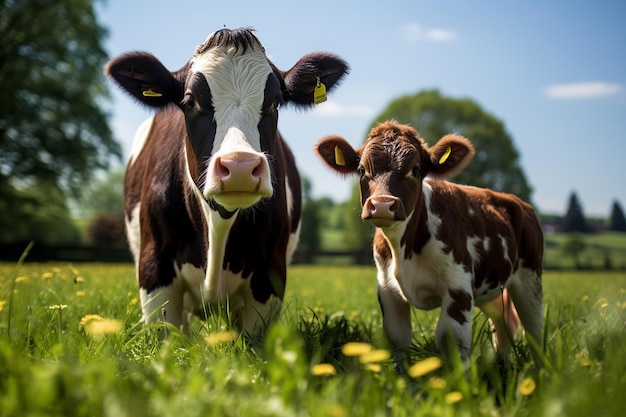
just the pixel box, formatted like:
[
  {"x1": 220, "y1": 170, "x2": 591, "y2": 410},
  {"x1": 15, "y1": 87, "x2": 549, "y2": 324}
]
[
  {"x1": 315, "y1": 120, "x2": 474, "y2": 228},
  {"x1": 105, "y1": 28, "x2": 349, "y2": 212}
]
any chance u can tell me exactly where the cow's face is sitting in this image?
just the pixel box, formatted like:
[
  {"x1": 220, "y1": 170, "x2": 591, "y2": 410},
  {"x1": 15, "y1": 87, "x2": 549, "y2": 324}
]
[
  {"x1": 183, "y1": 32, "x2": 278, "y2": 211},
  {"x1": 315, "y1": 121, "x2": 474, "y2": 228},
  {"x1": 105, "y1": 28, "x2": 349, "y2": 212}
]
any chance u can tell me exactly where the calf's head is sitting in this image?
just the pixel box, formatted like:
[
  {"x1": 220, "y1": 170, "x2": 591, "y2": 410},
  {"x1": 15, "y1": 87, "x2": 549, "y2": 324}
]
[
  {"x1": 315, "y1": 121, "x2": 474, "y2": 227},
  {"x1": 105, "y1": 28, "x2": 348, "y2": 212}
]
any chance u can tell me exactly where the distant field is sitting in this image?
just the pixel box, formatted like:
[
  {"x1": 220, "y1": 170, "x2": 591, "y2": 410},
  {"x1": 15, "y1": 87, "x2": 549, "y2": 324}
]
[{"x1": 1, "y1": 262, "x2": 625, "y2": 416}]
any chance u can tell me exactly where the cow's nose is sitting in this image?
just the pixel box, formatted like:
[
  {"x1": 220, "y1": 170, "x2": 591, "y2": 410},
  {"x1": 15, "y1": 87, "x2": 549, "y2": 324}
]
[
  {"x1": 363, "y1": 196, "x2": 397, "y2": 219},
  {"x1": 214, "y1": 152, "x2": 267, "y2": 193}
]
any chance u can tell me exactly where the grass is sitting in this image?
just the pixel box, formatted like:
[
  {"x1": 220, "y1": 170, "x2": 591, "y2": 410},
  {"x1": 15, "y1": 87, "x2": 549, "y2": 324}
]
[{"x1": 1, "y1": 262, "x2": 625, "y2": 416}]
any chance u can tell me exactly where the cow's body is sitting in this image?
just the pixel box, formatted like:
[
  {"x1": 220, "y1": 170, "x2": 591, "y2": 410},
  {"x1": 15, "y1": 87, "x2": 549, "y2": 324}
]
[
  {"x1": 316, "y1": 121, "x2": 543, "y2": 366},
  {"x1": 105, "y1": 28, "x2": 348, "y2": 335}
]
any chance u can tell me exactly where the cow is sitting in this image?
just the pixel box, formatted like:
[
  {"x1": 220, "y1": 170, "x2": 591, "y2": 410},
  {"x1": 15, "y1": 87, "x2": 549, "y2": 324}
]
[
  {"x1": 315, "y1": 120, "x2": 543, "y2": 368},
  {"x1": 104, "y1": 28, "x2": 349, "y2": 337}
]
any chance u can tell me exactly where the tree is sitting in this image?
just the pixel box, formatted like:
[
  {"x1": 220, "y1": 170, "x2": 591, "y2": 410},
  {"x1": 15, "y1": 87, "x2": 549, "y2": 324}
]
[
  {"x1": 0, "y1": 0, "x2": 120, "y2": 243},
  {"x1": 298, "y1": 176, "x2": 321, "y2": 262},
  {"x1": 562, "y1": 191, "x2": 589, "y2": 233},
  {"x1": 369, "y1": 89, "x2": 532, "y2": 201},
  {"x1": 561, "y1": 233, "x2": 586, "y2": 269},
  {"x1": 608, "y1": 200, "x2": 626, "y2": 232},
  {"x1": 80, "y1": 169, "x2": 125, "y2": 218}
]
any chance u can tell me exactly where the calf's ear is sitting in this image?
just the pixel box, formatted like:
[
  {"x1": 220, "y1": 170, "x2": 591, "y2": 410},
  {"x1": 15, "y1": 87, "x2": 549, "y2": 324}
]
[
  {"x1": 104, "y1": 52, "x2": 183, "y2": 109},
  {"x1": 428, "y1": 134, "x2": 475, "y2": 179},
  {"x1": 315, "y1": 135, "x2": 359, "y2": 175},
  {"x1": 281, "y1": 52, "x2": 349, "y2": 107}
]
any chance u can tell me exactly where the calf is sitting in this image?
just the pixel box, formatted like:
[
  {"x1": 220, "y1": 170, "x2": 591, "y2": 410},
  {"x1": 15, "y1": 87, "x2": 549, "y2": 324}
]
[
  {"x1": 315, "y1": 121, "x2": 543, "y2": 366},
  {"x1": 105, "y1": 28, "x2": 348, "y2": 336}
]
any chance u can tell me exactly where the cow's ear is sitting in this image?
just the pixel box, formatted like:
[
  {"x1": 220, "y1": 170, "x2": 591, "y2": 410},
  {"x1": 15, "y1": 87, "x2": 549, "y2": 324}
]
[
  {"x1": 104, "y1": 52, "x2": 183, "y2": 109},
  {"x1": 428, "y1": 134, "x2": 475, "y2": 179},
  {"x1": 315, "y1": 135, "x2": 359, "y2": 175},
  {"x1": 281, "y1": 52, "x2": 349, "y2": 107}
]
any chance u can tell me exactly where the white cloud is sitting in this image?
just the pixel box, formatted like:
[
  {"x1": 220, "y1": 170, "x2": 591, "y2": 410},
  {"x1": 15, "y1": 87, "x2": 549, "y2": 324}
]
[
  {"x1": 312, "y1": 101, "x2": 376, "y2": 118},
  {"x1": 545, "y1": 81, "x2": 622, "y2": 99},
  {"x1": 401, "y1": 23, "x2": 457, "y2": 43}
]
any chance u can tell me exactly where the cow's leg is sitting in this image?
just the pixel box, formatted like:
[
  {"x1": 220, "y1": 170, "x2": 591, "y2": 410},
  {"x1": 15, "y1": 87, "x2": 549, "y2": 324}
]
[
  {"x1": 480, "y1": 290, "x2": 520, "y2": 354},
  {"x1": 137, "y1": 247, "x2": 185, "y2": 331},
  {"x1": 378, "y1": 285, "x2": 412, "y2": 371},
  {"x1": 436, "y1": 288, "x2": 474, "y2": 364},
  {"x1": 239, "y1": 291, "x2": 282, "y2": 340},
  {"x1": 506, "y1": 269, "x2": 543, "y2": 361}
]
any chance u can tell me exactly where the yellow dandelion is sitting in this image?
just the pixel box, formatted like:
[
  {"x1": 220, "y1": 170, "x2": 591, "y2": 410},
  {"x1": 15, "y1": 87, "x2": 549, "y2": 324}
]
[
  {"x1": 311, "y1": 363, "x2": 337, "y2": 376},
  {"x1": 594, "y1": 298, "x2": 608, "y2": 309},
  {"x1": 83, "y1": 318, "x2": 123, "y2": 338},
  {"x1": 581, "y1": 295, "x2": 589, "y2": 302},
  {"x1": 74, "y1": 276, "x2": 85, "y2": 284},
  {"x1": 577, "y1": 355, "x2": 591, "y2": 367},
  {"x1": 518, "y1": 376, "x2": 536, "y2": 396},
  {"x1": 80, "y1": 314, "x2": 104, "y2": 327},
  {"x1": 41, "y1": 272, "x2": 53, "y2": 280},
  {"x1": 341, "y1": 342, "x2": 373, "y2": 357},
  {"x1": 129, "y1": 297, "x2": 139, "y2": 306},
  {"x1": 408, "y1": 356, "x2": 443, "y2": 378},
  {"x1": 359, "y1": 349, "x2": 391, "y2": 364},
  {"x1": 313, "y1": 306, "x2": 325, "y2": 314},
  {"x1": 15, "y1": 276, "x2": 28, "y2": 283},
  {"x1": 364, "y1": 363, "x2": 382, "y2": 373},
  {"x1": 75, "y1": 290, "x2": 86, "y2": 297},
  {"x1": 0, "y1": 300, "x2": 6, "y2": 312},
  {"x1": 205, "y1": 330, "x2": 239, "y2": 346},
  {"x1": 48, "y1": 304, "x2": 68, "y2": 310},
  {"x1": 617, "y1": 301, "x2": 626, "y2": 310},
  {"x1": 68, "y1": 265, "x2": 79, "y2": 276},
  {"x1": 428, "y1": 377, "x2": 447, "y2": 390},
  {"x1": 445, "y1": 391, "x2": 463, "y2": 404}
]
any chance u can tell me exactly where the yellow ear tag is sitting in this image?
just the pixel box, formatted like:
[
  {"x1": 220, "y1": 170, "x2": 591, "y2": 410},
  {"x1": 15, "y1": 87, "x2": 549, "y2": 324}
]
[
  {"x1": 334, "y1": 145, "x2": 345, "y2": 166},
  {"x1": 142, "y1": 89, "x2": 162, "y2": 97},
  {"x1": 314, "y1": 76, "x2": 327, "y2": 105},
  {"x1": 439, "y1": 146, "x2": 452, "y2": 164}
]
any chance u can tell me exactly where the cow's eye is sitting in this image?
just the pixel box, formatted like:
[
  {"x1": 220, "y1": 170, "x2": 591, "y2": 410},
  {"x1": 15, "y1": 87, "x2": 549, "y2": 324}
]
[
  {"x1": 411, "y1": 166, "x2": 420, "y2": 177},
  {"x1": 357, "y1": 166, "x2": 366, "y2": 176},
  {"x1": 182, "y1": 95, "x2": 196, "y2": 111}
]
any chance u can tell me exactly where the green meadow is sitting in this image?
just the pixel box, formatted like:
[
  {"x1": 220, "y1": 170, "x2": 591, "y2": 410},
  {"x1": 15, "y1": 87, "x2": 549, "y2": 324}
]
[{"x1": 1, "y1": 261, "x2": 625, "y2": 417}]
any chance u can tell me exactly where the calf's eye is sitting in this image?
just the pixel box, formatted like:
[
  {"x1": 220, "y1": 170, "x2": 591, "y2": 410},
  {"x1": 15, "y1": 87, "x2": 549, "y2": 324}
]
[
  {"x1": 411, "y1": 166, "x2": 420, "y2": 177},
  {"x1": 357, "y1": 166, "x2": 366, "y2": 176}
]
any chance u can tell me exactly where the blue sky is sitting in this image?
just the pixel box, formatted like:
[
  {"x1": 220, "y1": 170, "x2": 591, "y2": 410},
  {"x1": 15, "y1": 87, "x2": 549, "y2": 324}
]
[{"x1": 98, "y1": 0, "x2": 626, "y2": 217}]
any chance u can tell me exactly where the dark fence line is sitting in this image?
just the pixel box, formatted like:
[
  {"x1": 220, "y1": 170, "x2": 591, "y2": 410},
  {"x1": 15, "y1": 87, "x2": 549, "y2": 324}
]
[
  {"x1": 0, "y1": 244, "x2": 623, "y2": 270},
  {"x1": 0, "y1": 244, "x2": 373, "y2": 265},
  {"x1": 0, "y1": 244, "x2": 133, "y2": 263}
]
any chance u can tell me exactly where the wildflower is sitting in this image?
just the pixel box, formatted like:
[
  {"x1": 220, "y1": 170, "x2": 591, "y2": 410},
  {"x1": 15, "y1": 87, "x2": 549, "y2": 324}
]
[
  {"x1": 581, "y1": 295, "x2": 589, "y2": 302},
  {"x1": 594, "y1": 298, "x2": 608, "y2": 309},
  {"x1": 15, "y1": 276, "x2": 28, "y2": 283},
  {"x1": 359, "y1": 349, "x2": 391, "y2": 364},
  {"x1": 364, "y1": 363, "x2": 382, "y2": 373},
  {"x1": 75, "y1": 290, "x2": 86, "y2": 297},
  {"x1": 41, "y1": 272, "x2": 53, "y2": 280},
  {"x1": 129, "y1": 297, "x2": 139, "y2": 306},
  {"x1": 518, "y1": 376, "x2": 536, "y2": 396},
  {"x1": 341, "y1": 342, "x2": 373, "y2": 357},
  {"x1": 205, "y1": 330, "x2": 239, "y2": 346},
  {"x1": 48, "y1": 304, "x2": 68, "y2": 310},
  {"x1": 311, "y1": 363, "x2": 337, "y2": 376},
  {"x1": 74, "y1": 276, "x2": 85, "y2": 284},
  {"x1": 445, "y1": 391, "x2": 463, "y2": 404},
  {"x1": 0, "y1": 300, "x2": 5, "y2": 312},
  {"x1": 428, "y1": 377, "x2": 447, "y2": 390},
  {"x1": 408, "y1": 356, "x2": 443, "y2": 378},
  {"x1": 81, "y1": 316, "x2": 123, "y2": 338}
]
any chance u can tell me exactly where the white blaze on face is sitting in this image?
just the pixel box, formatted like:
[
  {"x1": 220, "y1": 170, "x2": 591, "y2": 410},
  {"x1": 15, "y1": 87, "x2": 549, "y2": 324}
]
[{"x1": 191, "y1": 47, "x2": 273, "y2": 200}]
